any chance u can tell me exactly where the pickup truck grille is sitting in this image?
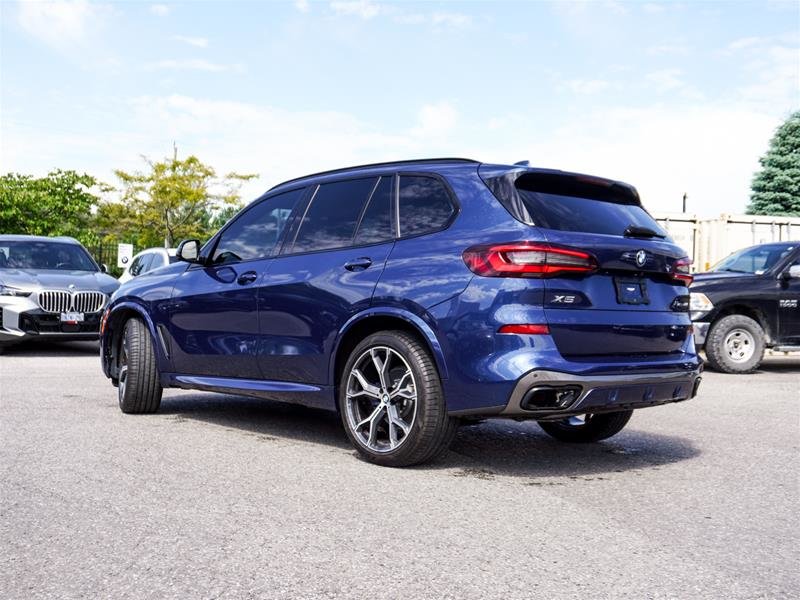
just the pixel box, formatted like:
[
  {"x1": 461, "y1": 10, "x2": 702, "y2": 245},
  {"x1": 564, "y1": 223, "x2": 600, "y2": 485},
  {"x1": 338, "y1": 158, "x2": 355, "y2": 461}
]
[{"x1": 37, "y1": 290, "x2": 106, "y2": 314}]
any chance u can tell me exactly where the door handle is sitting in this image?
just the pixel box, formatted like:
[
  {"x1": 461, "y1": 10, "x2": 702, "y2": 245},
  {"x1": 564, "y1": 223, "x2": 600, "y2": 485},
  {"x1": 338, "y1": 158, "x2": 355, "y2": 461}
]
[
  {"x1": 237, "y1": 271, "x2": 258, "y2": 285},
  {"x1": 344, "y1": 257, "x2": 372, "y2": 272}
]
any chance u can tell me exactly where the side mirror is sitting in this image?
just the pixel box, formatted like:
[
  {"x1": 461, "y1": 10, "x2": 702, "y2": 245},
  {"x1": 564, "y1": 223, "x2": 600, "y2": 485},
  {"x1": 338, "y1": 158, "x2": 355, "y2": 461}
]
[
  {"x1": 176, "y1": 239, "x2": 202, "y2": 263},
  {"x1": 787, "y1": 265, "x2": 800, "y2": 279},
  {"x1": 100, "y1": 264, "x2": 109, "y2": 274}
]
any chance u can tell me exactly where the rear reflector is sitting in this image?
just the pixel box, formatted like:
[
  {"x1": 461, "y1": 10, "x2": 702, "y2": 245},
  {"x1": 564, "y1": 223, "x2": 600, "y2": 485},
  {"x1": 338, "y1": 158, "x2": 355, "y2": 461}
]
[
  {"x1": 498, "y1": 324, "x2": 550, "y2": 335},
  {"x1": 463, "y1": 242, "x2": 597, "y2": 278},
  {"x1": 672, "y1": 257, "x2": 693, "y2": 286}
]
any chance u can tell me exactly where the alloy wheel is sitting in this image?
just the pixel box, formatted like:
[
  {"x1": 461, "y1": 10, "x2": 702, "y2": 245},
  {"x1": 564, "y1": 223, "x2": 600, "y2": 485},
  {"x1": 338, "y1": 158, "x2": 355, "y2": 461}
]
[
  {"x1": 118, "y1": 332, "x2": 129, "y2": 403},
  {"x1": 344, "y1": 346, "x2": 418, "y2": 453}
]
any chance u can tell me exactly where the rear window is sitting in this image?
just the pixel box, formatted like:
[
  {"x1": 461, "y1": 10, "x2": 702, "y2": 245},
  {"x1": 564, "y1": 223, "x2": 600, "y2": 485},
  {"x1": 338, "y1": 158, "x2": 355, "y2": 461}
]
[{"x1": 488, "y1": 171, "x2": 666, "y2": 237}]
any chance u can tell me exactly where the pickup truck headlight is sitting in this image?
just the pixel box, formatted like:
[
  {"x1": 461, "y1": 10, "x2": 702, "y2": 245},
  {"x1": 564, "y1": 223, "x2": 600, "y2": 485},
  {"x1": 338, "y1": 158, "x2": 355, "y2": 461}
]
[
  {"x1": 0, "y1": 284, "x2": 31, "y2": 297},
  {"x1": 689, "y1": 292, "x2": 714, "y2": 319}
]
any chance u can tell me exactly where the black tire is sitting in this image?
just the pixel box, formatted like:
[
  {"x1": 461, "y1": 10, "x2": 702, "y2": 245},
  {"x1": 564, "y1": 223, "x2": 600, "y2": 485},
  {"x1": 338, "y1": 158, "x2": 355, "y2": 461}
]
[
  {"x1": 538, "y1": 410, "x2": 633, "y2": 443},
  {"x1": 338, "y1": 330, "x2": 458, "y2": 467},
  {"x1": 704, "y1": 314, "x2": 765, "y2": 374},
  {"x1": 117, "y1": 318, "x2": 162, "y2": 414}
]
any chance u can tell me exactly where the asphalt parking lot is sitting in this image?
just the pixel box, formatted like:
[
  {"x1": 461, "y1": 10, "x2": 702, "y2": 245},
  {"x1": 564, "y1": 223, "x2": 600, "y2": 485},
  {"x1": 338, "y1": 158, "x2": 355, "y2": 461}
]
[{"x1": 1, "y1": 342, "x2": 798, "y2": 599}]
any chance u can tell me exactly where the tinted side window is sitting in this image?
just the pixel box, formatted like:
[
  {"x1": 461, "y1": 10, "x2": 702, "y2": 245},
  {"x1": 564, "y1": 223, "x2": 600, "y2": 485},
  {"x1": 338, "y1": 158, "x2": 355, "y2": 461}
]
[
  {"x1": 139, "y1": 253, "x2": 157, "y2": 273},
  {"x1": 145, "y1": 253, "x2": 167, "y2": 272},
  {"x1": 212, "y1": 188, "x2": 304, "y2": 265},
  {"x1": 129, "y1": 254, "x2": 148, "y2": 276},
  {"x1": 291, "y1": 178, "x2": 377, "y2": 253},
  {"x1": 354, "y1": 176, "x2": 394, "y2": 245},
  {"x1": 398, "y1": 176, "x2": 455, "y2": 237}
]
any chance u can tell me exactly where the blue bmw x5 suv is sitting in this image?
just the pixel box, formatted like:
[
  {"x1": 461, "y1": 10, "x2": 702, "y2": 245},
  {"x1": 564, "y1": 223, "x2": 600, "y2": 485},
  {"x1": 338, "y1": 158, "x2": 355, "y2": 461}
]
[{"x1": 101, "y1": 158, "x2": 702, "y2": 466}]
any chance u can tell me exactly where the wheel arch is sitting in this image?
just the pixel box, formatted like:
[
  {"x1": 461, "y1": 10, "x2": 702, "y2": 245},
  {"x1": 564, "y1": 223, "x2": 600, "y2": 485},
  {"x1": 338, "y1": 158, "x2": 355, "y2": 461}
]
[
  {"x1": 330, "y1": 308, "x2": 448, "y2": 407},
  {"x1": 104, "y1": 301, "x2": 166, "y2": 380},
  {"x1": 711, "y1": 303, "x2": 773, "y2": 344}
]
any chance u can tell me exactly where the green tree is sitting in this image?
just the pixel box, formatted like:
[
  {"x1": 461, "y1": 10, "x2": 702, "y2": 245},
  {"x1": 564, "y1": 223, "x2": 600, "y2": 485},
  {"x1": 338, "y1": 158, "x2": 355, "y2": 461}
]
[
  {"x1": 0, "y1": 170, "x2": 102, "y2": 246},
  {"x1": 98, "y1": 150, "x2": 257, "y2": 248},
  {"x1": 747, "y1": 111, "x2": 800, "y2": 216}
]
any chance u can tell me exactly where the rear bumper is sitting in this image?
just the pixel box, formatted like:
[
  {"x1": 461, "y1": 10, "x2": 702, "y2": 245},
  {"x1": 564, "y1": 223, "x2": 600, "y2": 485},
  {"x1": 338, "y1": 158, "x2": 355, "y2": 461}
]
[
  {"x1": 451, "y1": 366, "x2": 702, "y2": 418},
  {"x1": 505, "y1": 367, "x2": 702, "y2": 418}
]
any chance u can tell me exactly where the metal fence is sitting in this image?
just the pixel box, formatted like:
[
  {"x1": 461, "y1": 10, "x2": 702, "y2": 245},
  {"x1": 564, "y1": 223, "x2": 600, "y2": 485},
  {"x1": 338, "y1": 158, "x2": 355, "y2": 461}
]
[{"x1": 89, "y1": 242, "x2": 135, "y2": 277}]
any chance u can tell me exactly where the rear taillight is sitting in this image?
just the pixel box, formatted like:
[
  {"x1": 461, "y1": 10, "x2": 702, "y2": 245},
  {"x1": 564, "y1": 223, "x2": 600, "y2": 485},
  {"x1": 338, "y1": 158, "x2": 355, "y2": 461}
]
[
  {"x1": 463, "y1": 242, "x2": 597, "y2": 278},
  {"x1": 672, "y1": 257, "x2": 693, "y2": 286}
]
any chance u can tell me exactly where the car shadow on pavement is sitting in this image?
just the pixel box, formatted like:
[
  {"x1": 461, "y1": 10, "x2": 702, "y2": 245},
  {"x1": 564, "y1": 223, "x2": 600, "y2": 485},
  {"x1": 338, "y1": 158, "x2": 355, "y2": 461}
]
[
  {"x1": 158, "y1": 392, "x2": 700, "y2": 479},
  {"x1": 158, "y1": 393, "x2": 352, "y2": 450},
  {"x1": 438, "y1": 420, "x2": 700, "y2": 480},
  {"x1": 754, "y1": 357, "x2": 800, "y2": 374},
  {"x1": 0, "y1": 340, "x2": 99, "y2": 357}
]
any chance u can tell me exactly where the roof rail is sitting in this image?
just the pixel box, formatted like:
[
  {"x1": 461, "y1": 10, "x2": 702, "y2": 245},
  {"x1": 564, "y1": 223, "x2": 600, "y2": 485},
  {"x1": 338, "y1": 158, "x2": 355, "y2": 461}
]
[{"x1": 268, "y1": 157, "x2": 479, "y2": 191}]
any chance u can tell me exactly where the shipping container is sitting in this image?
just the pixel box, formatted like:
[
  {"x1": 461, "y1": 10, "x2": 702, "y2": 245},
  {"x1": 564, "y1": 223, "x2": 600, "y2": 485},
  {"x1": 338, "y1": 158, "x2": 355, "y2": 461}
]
[{"x1": 653, "y1": 213, "x2": 800, "y2": 272}]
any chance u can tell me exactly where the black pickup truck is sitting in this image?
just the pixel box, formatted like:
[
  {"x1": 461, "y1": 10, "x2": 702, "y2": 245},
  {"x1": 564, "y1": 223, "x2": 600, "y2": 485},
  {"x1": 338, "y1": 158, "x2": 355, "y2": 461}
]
[{"x1": 691, "y1": 241, "x2": 800, "y2": 373}]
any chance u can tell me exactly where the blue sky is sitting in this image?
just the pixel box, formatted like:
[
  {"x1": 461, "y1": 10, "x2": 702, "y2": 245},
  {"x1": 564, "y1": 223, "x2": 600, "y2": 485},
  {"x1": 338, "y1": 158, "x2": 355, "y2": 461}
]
[{"x1": 1, "y1": 0, "x2": 798, "y2": 216}]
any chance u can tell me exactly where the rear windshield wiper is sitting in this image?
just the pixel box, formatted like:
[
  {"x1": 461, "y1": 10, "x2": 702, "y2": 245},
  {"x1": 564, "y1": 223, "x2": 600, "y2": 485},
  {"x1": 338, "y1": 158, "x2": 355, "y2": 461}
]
[{"x1": 623, "y1": 225, "x2": 665, "y2": 239}]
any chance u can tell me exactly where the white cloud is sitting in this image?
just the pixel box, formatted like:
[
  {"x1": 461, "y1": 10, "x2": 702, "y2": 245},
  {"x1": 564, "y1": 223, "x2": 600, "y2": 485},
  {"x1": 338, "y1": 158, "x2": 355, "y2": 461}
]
[
  {"x1": 120, "y1": 94, "x2": 419, "y2": 198},
  {"x1": 646, "y1": 68, "x2": 685, "y2": 92},
  {"x1": 642, "y1": 2, "x2": 666, "y2": 14},
  {"x1": 172, "y1": 35, "x2": 209, "y2": 48},
  {"x1": 736, "y1": 45, "x2": 800, "y2": 111},
  {"x1": 412, "y1": 102, "x2": 459, "y2": 137},
  {"x1": 294, "y1": 0, "x2": 310, "y2": 13},
  {"x1": 486, "y1": 117, "x2": 507, "y2": 131},
  {"x1": 727, "y1": 36, "x2": 761, "y2": 52},
  {"x1": 554, "y1": 0, "x2": 629, "y2": 18},
  {"x1": 330, "y1": 0, "x2": 381, "y2": 19},
  {"x1": 431, "y1": 12, "x2": 472, "y2": 27},
  {"x1": 395, "y1": 11, "x2": 472, "y2": 28},
  {"x1": 469, "y1": 105, "x2": 781, "y2": 217},
  {"x1": 721, "y1": 35, "x2": 800, "y2": 111},
  {"x1": 394, "y1": 13, "x2": 425, "y2": 25},
  {"x1": 1, "y1": 92, "x2": 786, "y2": 219},
  {"x1": 647, "y1": 44, "x2": 690, "y2": 56},
  {"x1": 146, "y1": 59, "x2": 243, "y2": 73},
  {"x1": 17, "y1": 0, "x2": 101, "y2": 48},
  {"x1": 561, "y1": 79, "x2": 612, "y2": 95},
  {"x1": 150, "y1": 4, "x2": 170, "y2": 17}
]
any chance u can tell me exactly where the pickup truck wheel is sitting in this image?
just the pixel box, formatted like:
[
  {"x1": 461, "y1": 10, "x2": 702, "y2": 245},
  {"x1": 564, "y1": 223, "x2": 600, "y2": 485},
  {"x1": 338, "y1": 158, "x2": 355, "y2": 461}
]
[
  {"x1": 705, "y1": 314, "x2": 765, "y2": 374},
  {"x1": 538, "y1": 410, "x2": 633, "y2": 443},
  {"x1": 118, "y1": 318, "x2": 162, "y2": 414},
  {"x1": 339, "y1": 331, "x2": 458, "y2": 467}
]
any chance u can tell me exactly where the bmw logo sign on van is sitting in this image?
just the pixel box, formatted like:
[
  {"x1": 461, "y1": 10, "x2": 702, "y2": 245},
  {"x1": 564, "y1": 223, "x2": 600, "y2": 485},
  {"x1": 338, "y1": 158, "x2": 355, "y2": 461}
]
[{"x1": 635, "y1": 250, "x2": 647, "y2": 267}]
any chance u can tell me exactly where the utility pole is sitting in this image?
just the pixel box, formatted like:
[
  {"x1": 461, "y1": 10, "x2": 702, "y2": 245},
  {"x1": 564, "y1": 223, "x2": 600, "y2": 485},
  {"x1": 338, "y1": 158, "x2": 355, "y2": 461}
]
[{"x1": 682, "y1": 193, "x2": 687, "y2": 213}]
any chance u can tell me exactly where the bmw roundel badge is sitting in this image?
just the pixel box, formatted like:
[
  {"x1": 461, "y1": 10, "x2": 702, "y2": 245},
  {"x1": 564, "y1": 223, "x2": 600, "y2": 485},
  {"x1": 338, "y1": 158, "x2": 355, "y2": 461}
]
[{"x1": 635, "y1": 250, "x2": 647, "y2": 267}]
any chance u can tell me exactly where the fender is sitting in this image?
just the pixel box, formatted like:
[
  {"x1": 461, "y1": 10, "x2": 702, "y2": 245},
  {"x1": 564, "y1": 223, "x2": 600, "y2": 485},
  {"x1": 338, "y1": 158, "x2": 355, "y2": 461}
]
[
  {"x1": 330, "y1": 306, "x2": 449, "y2": 384},
  {"x1": 101, "y1": 299, "x2": 170, "y2": 378}
]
